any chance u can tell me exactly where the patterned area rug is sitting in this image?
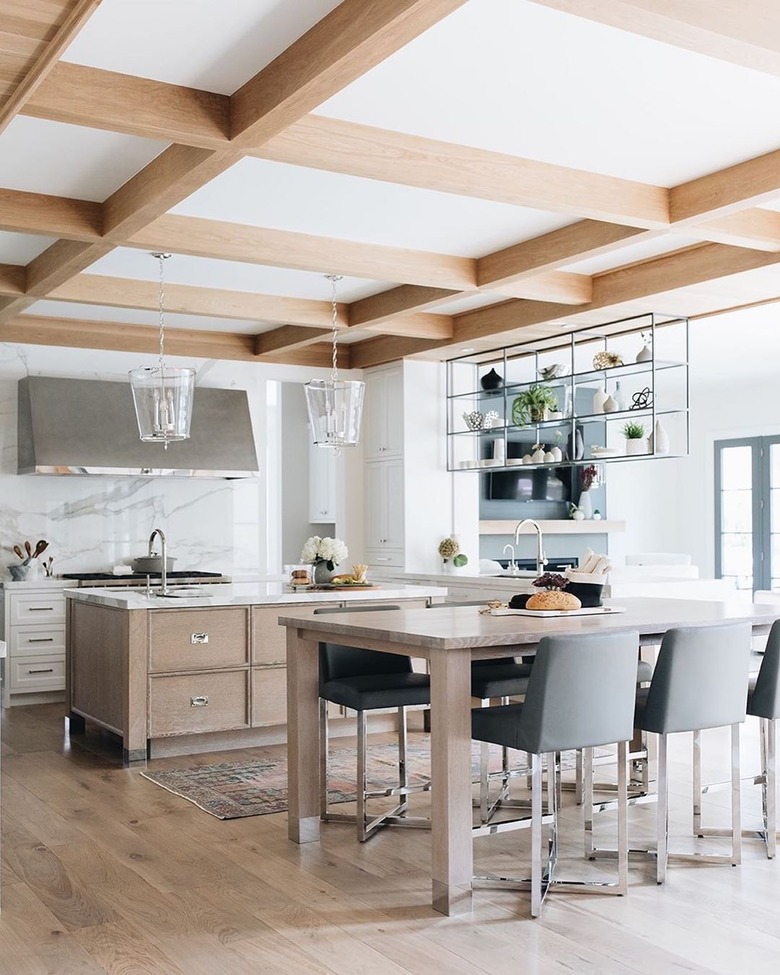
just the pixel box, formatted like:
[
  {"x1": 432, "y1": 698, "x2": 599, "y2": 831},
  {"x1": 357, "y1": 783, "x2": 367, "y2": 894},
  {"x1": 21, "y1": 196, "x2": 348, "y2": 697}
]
[
  {"x1": 140, "y1": 739, "x2": 439, "y2": 819},
  {"x1": 140, "y1": 738, "x2": 597, "y2": 820}
]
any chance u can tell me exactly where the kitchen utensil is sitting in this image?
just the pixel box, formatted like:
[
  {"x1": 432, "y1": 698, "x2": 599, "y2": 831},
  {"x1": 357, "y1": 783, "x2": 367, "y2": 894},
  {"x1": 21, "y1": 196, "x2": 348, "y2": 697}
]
[
  {"x1": 13, "y1": 545, "x2": 24, "y2": 561},
  {"x1": 24, "y1": 541, "x2": 32, "y2": 558},
  {"x1": 131, "y1": 555, "x2": 176, "y2": 573},
  {"x1": 33, "y1": 539, "x2": 48, "y2": 559}
]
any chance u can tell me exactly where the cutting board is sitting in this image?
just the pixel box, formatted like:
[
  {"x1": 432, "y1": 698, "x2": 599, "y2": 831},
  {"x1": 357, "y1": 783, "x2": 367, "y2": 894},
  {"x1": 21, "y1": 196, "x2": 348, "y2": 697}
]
[
  {"x1": 294, "y1": 583, "x2": 380, "y2": 590},
  {"x1": 490, "y1": 605, "x2": 626, "y2": 618}
]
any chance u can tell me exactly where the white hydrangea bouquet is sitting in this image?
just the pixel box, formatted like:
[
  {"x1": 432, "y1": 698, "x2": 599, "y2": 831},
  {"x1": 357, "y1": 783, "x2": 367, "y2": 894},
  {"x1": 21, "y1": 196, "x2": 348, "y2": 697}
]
[{"x1": 300, "y1": 535, "x2": 348, "y2": 571}]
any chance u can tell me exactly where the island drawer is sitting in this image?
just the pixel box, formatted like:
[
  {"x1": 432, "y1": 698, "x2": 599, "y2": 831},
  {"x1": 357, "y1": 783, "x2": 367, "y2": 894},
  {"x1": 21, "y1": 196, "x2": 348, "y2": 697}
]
[
  {"x1": 8, "y1": 592, "x2": 66, "y2": 625},
  {"x1": 251, "y1": 603, "x2": 323, "y2": 666},
  {"x1": 149, "y1": 608, "x2": 250, "y2": 672},
  {"x1": 9, "y1": 625, "x2": 65, "y2": 656},
  {"x1": 149, "y1": 671, "x2": 250, "y2": 736},
  {"x1": 8, "y1": 654, "x2": 65, "y2": 692}
]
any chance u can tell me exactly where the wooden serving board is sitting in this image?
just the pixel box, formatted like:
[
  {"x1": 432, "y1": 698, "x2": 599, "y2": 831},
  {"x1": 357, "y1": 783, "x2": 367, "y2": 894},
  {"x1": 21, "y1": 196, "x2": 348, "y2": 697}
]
[
  {"x1": 292, "y1": 583, "x2": 380, "y2": 591},
  {"x1": 490, "y1": 605, "x2": 626, "y2": 618}
]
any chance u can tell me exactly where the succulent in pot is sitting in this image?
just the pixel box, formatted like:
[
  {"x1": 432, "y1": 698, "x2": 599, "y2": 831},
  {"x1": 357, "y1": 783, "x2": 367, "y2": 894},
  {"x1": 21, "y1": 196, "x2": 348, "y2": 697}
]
[{"x1": 621, "y1": 421, "x2": 647, "y2": 456}]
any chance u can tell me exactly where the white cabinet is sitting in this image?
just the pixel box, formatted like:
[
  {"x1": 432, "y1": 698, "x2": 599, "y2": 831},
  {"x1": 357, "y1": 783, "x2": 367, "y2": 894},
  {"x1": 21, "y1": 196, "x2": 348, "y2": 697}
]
[
  {"x1": 1, "y1": 583, "x2": 67, "y2": 707},
  {"x1": 363, "y1": 364, "x2": 403, "y2": 460},
  {"x1": 308, "y1": 440, "x2": 337, "y2": 523},
  {"x1": 365, "y1": 460, "x2": 404, "y2": 567}
]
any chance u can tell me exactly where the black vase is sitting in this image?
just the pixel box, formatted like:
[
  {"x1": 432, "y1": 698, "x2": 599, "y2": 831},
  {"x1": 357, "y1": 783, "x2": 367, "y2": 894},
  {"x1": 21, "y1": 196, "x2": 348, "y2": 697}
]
[{"x1": 480, "y1": 367, "x2": 503, "y2": 391}]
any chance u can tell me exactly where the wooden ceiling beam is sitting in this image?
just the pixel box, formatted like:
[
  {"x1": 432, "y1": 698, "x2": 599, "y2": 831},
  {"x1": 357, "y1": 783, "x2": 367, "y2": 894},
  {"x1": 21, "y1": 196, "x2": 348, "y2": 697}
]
[
  {"x1": 671, "y1": 148, "x2": 780, "y2": 224},
  {"x1": 48, "y1": 274, "x2": 347, "y2": 328},
  {"x1": 0, "y1": 263, "x2": 25, "y2": 294},
  {"x1": 0, "y1": 187, "x2": 102, "y2": 239},
  {"x1": 254, "y1": 325, "x2": 331, "y2": 356},
  {"x1": 260, "y1": 115, "x2": 669, "y2": 228},
  {"x1": 230, "y1": 0, "x2": 468, "y2": 144},
  {"x1": 131, "y1": 214, "x2": 476, "y2": 290},
  {"x1": 24, "y1": 61, "x2": 230, "y2": 146},
  {"x1": 349, "y1": 334, "x2": 452, "y2": 369},
  {"x1": 362, "y1": 312, "x2": 453, "y2": 339},
  {"x1": 0, "y1": 0, "x2": 103, "y2": 136},
  {"x1": 526, "y1": 1, "x2": 780, "y2": 78}
]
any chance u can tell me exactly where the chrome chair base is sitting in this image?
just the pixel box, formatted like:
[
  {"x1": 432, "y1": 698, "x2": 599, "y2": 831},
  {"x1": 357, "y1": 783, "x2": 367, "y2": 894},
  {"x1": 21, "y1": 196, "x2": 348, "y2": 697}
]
[
  {"x1": 694, "y1": 718, "x2": 776, "y2": 858},
  {"x1": 473, "y1": 747, "x2": 628, "y2": 917},
  {"x1": 319, "y1": 700, "x2": 431, "y2": 842}
]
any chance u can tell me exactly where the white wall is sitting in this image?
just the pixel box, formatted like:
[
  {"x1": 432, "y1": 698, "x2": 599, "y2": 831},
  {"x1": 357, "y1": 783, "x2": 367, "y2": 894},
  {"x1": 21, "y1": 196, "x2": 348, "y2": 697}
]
[
  {"x1": 605, "y1": 307, "x2": 780, "y2": 577},
  {"x1": 0, "y1": 342, "x2": 361, "y2": 580}
]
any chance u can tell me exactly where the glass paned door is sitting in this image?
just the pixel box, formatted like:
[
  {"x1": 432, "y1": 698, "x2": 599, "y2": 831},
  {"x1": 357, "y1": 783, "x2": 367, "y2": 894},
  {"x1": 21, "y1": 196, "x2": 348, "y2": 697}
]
[{"x1": 715, "y1": 436, "x2": 780, "y2": 592}]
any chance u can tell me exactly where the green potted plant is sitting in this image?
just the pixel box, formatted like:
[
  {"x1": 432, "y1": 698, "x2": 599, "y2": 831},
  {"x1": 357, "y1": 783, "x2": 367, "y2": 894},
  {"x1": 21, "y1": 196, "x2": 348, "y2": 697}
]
[
  {"x1": 511, "y1": 383, "x2": 559, "y2": 426},
  {"x1": 621, "y1": 421, "x2": 647, "y2": 455}
]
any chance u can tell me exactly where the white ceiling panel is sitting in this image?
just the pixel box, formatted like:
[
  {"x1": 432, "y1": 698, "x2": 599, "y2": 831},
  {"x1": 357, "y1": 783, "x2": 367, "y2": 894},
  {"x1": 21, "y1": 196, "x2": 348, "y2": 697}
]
[
  {"x1": 433, "y1": 293, "x2": 506, "y2": 314},
  {"x1": 26, "y1": 300, "x2": 264, "y2": 335},
  {"x1": 565, "y1": 236, "x2": 703, "y2": 275},
  {"x1": 0, "y1": 232, "x2": 56, "y2": 263},
  {"x1": 172, "y1": 158, "x2": 574, "y2": 256},
  {"x1": 0, "y1": 118, "x2": 166, "y2": 201},
  {"x1": 85, "y1": 248, "x2": 393, "y2": 302},
  {"x1": 320, "y1": 0, "x2": 780, "y2": 187},
  {"x1": 62, "y1": 0, "x2": 343, "y2": 94}
]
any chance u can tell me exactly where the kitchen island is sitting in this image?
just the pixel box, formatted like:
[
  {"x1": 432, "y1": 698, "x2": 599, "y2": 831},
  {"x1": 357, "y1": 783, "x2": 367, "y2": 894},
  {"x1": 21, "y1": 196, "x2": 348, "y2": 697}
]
[{"x1": 65, "y1": 582, "x2": 446, "y2": 764}]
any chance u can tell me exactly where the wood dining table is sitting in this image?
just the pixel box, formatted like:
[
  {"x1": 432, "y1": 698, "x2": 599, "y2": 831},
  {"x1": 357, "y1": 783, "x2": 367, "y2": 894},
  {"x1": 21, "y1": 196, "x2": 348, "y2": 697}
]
[{"x1": 278, "y1": 596, "x2": 780, "y2": 916}]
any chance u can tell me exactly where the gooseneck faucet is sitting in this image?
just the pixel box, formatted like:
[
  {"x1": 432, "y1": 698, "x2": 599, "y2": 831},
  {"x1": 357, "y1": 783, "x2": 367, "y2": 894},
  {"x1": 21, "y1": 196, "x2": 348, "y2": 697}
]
[
  {"x1": 148, "y1": 527, "x2": 170, "y2": 596},
  {"x1": 513, "y1": 518, "x2": 547, "y2": 577}
]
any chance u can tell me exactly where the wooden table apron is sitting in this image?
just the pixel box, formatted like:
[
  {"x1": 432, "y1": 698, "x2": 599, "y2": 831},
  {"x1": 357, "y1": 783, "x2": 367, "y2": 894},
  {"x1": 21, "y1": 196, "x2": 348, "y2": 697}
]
[{"x1": 279, "y1": 597, "x2": 780, "y2": 917}]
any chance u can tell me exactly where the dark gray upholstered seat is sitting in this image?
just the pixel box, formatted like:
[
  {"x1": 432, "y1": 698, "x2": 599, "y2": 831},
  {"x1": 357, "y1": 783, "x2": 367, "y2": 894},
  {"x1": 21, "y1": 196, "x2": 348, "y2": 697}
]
[
  {"x1": 746, "y1": 618, "x2": 780, "y2": 857},
  {"x1": 470, "y1": 659, "x2": 533, "y2": 700},
  {"x1": 635, "y1": 623, "x2": 752, "y2": 882},
  {"x1": 636, "y1": 659, "x2": 654, "y2": 684},
  {"x1": 315, "y1": 605, "x2": 431, "y2": 842},
  {"x1": 471, "y1": 630, "x2": 639, "y2": 917}
]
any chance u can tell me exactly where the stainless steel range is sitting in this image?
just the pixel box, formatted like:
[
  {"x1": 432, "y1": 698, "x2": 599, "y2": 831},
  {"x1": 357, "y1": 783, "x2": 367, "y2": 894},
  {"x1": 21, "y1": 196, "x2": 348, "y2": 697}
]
[{"x1": 61, "y1": 571, "x2": 230, "y2": 587}]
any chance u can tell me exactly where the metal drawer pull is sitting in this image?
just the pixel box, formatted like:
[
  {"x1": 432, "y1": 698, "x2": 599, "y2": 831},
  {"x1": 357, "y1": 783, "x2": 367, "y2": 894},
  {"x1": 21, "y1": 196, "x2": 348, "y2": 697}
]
[
  {"x1": 29, "y1": 668, "x2": 54, "y2": 674},
  {"x1": 28, "y1": 637, "x2": 54, "y2": 643},
  {"x1": 190, "y1": 695, "x2": 209, "y2": 707},
  {"x1": 191, "y1": 632, "x2": 209, "y2": 644},
  {"x1": 28, "y1": 607, "x2": 54, "y2": 612}
]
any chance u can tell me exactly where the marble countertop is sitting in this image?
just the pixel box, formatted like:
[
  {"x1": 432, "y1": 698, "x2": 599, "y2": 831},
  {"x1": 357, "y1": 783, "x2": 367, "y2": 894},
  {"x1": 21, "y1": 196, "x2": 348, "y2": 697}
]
[{"x1": 63, "y1": 581, "x2": 448, "y2": 610}]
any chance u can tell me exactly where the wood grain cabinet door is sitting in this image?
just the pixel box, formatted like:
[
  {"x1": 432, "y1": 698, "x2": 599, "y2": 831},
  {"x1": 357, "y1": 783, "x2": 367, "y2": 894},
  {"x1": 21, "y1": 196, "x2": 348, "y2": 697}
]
[
  {"x1": 251, "y1": 667, "x2": 287, "y2": 727},
  {"x1": 149, "y1": 608, "x2": 249, "y2": 673},
  {"x1": 150, "y1": 671, "x2": 250, "y2": 736}
]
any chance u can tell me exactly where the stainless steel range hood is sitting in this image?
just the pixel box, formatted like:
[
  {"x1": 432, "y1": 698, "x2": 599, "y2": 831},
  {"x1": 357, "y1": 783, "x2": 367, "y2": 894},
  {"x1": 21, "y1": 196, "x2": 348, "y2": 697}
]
[{"x1": 18, "y1": 376, "x2": 259, "y2": 478}]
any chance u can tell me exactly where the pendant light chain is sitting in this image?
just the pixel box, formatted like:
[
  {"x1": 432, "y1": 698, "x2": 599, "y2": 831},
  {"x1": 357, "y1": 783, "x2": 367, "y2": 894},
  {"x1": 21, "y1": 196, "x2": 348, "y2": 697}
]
[
  {"x1": 326, "y1": 273, "x2": 343, "y2": 383},
  {"x1": 154, "y1": 252, "x2": 171, "y2": 375}
]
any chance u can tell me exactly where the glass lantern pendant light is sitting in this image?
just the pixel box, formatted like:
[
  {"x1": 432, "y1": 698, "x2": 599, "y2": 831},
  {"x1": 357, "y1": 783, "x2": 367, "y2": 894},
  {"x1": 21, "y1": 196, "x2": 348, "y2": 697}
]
[
  {"x1": 129, "y1": 253, "x2": 195, "y2": 449},
  {"x1": 304, "y1": 274, "x2": 365, "y2": 447}
]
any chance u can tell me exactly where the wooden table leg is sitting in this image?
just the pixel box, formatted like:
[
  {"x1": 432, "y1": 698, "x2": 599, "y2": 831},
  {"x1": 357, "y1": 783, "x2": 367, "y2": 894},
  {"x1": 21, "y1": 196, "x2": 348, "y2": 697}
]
[
  {"x1": 286, "y1": 628, "x2": 321, "y2": 844},
  {"x1": 430, "y1": 649, "x2": 473, "y2": 916}
]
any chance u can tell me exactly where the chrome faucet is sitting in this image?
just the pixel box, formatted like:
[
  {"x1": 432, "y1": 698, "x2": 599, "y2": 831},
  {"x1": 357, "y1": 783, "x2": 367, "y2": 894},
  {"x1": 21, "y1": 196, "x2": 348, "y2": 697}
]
[
  {"x1": 513, "y1": 519, "x2": 547, "y2": 577},
  {"x1": 148, "y1": 527, "x2": 170, "y2": 596},
  {"x1": 502, "y1": 543, "x2": 520, "y2": 575}
]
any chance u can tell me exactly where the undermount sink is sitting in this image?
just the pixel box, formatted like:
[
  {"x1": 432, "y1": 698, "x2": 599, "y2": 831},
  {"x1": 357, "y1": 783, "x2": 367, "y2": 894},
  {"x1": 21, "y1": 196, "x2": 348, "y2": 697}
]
[
  {"x1": 484, "y1": 570, "x2": 539, "y2": 578},
  {"x1": 152, "y1": 586, "x2": 213, "y2": 598}
]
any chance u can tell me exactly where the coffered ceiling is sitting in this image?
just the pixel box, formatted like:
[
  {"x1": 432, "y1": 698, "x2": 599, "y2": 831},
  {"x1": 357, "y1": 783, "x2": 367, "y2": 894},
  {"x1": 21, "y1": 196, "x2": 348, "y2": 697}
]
[{"x1": 2, "y1": 0, "x2": 780, "y2": 370}]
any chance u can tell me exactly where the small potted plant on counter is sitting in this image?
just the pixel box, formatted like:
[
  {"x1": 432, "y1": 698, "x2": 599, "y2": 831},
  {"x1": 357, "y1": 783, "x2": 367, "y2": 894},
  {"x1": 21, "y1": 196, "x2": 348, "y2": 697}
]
[
  {"x1": 622, "y1": 421, "x2": 647, "y2": 455},
  {"x1": 438, "y1": 535, "x2": 468, "y2": 572},
  {"x1": 511, "y1": 383, "x2": 559, "y2": 426},
  {"x1": 300, "y1": 535, "x2": 348, "y2": 585}
]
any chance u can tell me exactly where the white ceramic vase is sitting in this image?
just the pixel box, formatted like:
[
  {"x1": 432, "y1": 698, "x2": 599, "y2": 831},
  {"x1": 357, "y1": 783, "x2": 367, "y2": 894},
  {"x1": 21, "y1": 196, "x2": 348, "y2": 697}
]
[
  {"x1": 652, "y1": 419, "x2": 670, "y2": 455},
  {"x1": 592, "y1": 385, "x2": 607, "y2": 414},
  {"x1": 578, "y1": 489, "x2": 593, "y2": 519}
]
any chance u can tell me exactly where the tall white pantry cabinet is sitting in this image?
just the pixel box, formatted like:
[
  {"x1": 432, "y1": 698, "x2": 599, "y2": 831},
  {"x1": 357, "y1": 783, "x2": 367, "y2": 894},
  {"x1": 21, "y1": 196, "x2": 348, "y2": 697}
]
[{"x1": 363, "y1": 361, "x2": 472, "y2": 574}]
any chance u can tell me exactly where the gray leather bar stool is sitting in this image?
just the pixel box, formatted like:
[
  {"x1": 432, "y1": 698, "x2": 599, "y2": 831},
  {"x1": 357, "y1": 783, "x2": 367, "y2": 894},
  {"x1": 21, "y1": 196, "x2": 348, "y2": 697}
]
[
  {"x1": 746, "y1": 619, "x2": 780, "y2": 857},
  {"x1": 471, "y1": 630, "x2": 639, "y2": 917},
  {"x1": 425, "y1": 602, "x2": 532, "y2": 822},
  {"x1": 314, "y1": 605, "x2": 431, "y2": 842},
  {"x1": 634, "y1": 622, "x2": 752, "y2": 883}
]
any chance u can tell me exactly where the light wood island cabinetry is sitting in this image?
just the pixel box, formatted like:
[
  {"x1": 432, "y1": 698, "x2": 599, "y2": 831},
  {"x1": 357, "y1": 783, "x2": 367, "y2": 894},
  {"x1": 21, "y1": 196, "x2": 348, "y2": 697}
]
[{"x1": 65, "y1": 583, "x2": 444, "y2": 764}]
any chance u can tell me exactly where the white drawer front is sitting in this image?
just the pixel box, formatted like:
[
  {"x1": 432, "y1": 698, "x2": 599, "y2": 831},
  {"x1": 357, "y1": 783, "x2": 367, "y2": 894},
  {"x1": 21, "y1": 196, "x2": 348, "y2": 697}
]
[
  {"x1": 9, "y1": 654, "x2": 65, "y2": 691},
  {"x1": 9, "y1": 593, "x2": 66, "y2": 625},
  {"x1": 9, "y1": 625, "x2": 65, "y2": 656},
  {"x1": 364, "y1": 546, "x2": 404, "y2": 567}
]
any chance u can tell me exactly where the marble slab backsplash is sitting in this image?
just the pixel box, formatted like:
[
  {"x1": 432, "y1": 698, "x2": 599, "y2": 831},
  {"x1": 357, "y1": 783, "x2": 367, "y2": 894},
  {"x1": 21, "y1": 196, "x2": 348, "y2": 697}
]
[{"x1": 0, "y1": 362, "x2": 263, "y2": 580}]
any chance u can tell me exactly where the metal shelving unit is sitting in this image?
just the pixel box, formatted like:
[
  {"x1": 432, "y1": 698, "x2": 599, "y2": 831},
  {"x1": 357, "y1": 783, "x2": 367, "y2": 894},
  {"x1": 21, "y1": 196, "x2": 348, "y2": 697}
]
[{"x1": 446, "y1": 312, "x2": 690, "y2": 473}]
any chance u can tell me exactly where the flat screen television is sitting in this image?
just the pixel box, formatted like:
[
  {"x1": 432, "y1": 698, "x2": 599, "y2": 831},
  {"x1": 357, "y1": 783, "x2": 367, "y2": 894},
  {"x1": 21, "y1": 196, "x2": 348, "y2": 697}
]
[{"x1": 485, "y1": 442, "x2": 573, "y2": 502}]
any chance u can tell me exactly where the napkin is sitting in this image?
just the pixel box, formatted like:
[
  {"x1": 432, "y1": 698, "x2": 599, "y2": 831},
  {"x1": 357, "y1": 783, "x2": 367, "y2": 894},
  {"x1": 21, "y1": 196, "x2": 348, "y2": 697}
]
[{"x1": 565, "y1": 548, "x2": 612, "y2": 584}]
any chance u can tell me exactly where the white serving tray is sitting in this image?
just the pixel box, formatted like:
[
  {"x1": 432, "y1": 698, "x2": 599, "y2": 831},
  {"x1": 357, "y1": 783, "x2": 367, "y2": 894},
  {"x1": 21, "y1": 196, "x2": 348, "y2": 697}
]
[{"x1": 490, "y1": 605, "x2": 626, "y2": 618}]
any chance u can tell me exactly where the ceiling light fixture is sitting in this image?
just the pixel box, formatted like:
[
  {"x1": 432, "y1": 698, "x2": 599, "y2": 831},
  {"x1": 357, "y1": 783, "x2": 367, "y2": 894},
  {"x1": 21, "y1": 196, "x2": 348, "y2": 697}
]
[
  {"x1": 304, "y1": 274, "x2": 365, "y2": 447},
  {"x1": 129, "y1": 253, "x2": 195, "y2": 449}
]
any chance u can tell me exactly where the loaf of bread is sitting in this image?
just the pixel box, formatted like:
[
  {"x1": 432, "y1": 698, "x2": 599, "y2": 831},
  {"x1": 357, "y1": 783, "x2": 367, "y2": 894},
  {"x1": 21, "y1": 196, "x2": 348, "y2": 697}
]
[
  {"x1": 330, "y1": 573, "x2": 356, "y2": 583},
  {"x1": 526, "y1": 590, "x2": 582, "y2": 611}
]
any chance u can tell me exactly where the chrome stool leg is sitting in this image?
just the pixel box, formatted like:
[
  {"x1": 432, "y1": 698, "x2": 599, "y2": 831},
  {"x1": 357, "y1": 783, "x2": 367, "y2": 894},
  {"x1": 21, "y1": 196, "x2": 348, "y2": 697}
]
[{"x1": 356, "y1": 708, "x2": 368, "y2": 842}]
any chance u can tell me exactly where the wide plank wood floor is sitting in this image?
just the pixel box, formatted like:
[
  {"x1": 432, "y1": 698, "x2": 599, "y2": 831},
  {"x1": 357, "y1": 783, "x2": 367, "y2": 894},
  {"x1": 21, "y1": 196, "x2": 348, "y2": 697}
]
[{"x1": 2, "y1": 703, "x2": 780, "y2": 974}]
